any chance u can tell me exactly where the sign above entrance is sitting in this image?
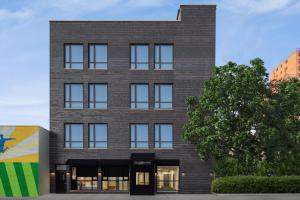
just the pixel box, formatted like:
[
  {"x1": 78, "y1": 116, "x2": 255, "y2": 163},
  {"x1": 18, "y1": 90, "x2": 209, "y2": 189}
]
[{"x1": 133, "y1": 161, "x2": 151, "y2": 165}]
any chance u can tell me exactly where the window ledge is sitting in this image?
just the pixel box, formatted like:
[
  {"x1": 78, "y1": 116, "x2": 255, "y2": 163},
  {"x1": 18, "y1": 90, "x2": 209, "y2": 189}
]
[
  {"x1": 154, "y1": 148, "x2": 174, "y2": 150},
  {"x1": 64, "y1": 108, "x2": 83, "y2": 110},
  {"x1": 130, "y1": 108, "x2": 149, "y2": 111},
  {"x1": 64, "y1": 148, "x2": 84, "y2": 150},
  {"x1": 154, "y1": 69, "x2": 174, "y2": 71},
  {"x1": 88, "y1": 68, "x2": 108, "y2": 70},
  {"x1": 130, "y1": 68, "x2": 149, "y2": 71},
  {"x1": 154, "y1": 108, "x2": 173, "y2": 111},
  {"x1": 88, "y1": 148, "x2": 108, "y2": 150},
  {"x1": 88, "y1": 108, "x2": 108, "y2": 110},
  {"x1": 130, "y1": 148, "x2": 149, "y2": 150}
]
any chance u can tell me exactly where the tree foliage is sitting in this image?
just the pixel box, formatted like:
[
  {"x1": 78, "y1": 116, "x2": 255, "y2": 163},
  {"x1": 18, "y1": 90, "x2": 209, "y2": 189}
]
[{"x1": 183, "y1": 58, "x2": 300, "y2": 175}]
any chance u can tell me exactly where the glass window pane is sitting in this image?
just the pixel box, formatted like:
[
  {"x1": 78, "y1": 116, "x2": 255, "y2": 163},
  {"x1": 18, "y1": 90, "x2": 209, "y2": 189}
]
[
  {"x1": 161, "y1": 125, "x2": 172, "y2": 141},
  {"x1": 155, "y1": 46, "x2": 160, "y2": 63},
  {"x1": 95, "y1": 45, "x2": 107, "y2": 63},
  {"x1": 130, "y1": 85, "x2": 135, "y2": 102},
  {"x1": 71, "y1": 45, "x2": 83, "y2": 62},
  {"x1": 65, "y1": 46, "x2": 70, "y2": 62},
  {"x1": 65, "y1": 125, "x2": 70, "y2": 140},
  {"x1": 89, "y1": 85, "x2": 94, "y2": 101},
  {"x1": 161, "y1": 45, "x2": 173, "y2": 63},
  {"x1": 131, "y1": 46, "x2": 135, "y2": 63},
  {"x1": 131, "y1": 142, "x2": 135, "y2": 148},
  {"x1": 136, "y1": 85, "x2": 148, "y2": 102},
  {"x1": 95, "y1": 103, "x2": 107, "y2": 109},
  {"x1": 65, "y1": 85, "x2": 70, "y2": 101},
  {"x1": 71, "y1": 85, "x2": 83, "y2": 101},
  {"x1": 95, "y1": 85, "x2": 107, "y2": 102},
  {"x1": 161, "y1": 142, "x2": 172, "y2": 148},
  {"x1": 136, "y1": 125, "x2": 148, "y2": 142},
  {"x1": 137, "y1": 45, "x2": 148, "y2": 63},
  {"x1": 155, "y1": 142, "x2": 159, "y2": 148},
  {"x1": 72, "y1": 142, "x2": 83, "y2": 148},
  {"x1": 71, "y1": 63, "x2": 83, "y2": 69},
  {"x1": 137, "y1": 103, "x2": 148, "y2": 109},
  {"x1": 96, "y1": 142, "x2": 107, "y2": 148},
  {"x1": 89, "y1": 124, "x2": 94, "y2": 140},
  {"x1": 71, "y1": 102, "x2": 83, "y2": 108},
  {"x1": 136, "y1": 63, "x2": 148, "y2": 69},
  {"x1": 65, "y1": 63, "x2": 71, "y2": 69},
  {"x1": 95, "y1": 63, "x2": 107, "y2": 69},
  {"x1": 161, "y1": 103, "x2": 172, "y2": 109},
  {"x1": 137, "y1": 142, "x2": 148, "y2": 148},
  {"x1": 155, "y1": 125, "x2": 159, "y2": 141},
  {"x1": 130, "y1": 125, "x2": 135, "y2": 141},
  {"x1": 89, "y1": 45, "x2": 94, "y2": 62},
  {"x1": 95, "y1": 124, "x2": 107, "y2": 141},
  {"x1": 155, "y1": 85, "x2": 159, "y2": 102},
  {"x1": 71, "y1": 124, "x2": 83, "y2": 141},
  {"x1": 65, "y1": 142, "x2": 70, "y2": 148},
  {"x1": 161, "y1": 63, "x2": 173, "y2": 70},
  {"x1": 160, "y1": 85, "x2": 172, "y2": 102}
]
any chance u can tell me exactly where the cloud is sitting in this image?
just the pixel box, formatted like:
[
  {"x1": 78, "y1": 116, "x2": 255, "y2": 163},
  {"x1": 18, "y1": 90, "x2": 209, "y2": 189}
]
[
  {"x1": 220, "y1": 0, "x2": 294, "y2": 15},
  {"x1": 0, "y1": 8, "x2": 33, "y2": 20}
]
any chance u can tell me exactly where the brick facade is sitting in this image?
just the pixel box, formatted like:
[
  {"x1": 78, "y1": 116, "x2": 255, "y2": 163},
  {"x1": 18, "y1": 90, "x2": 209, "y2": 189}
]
[{"x1": 50, "y1": 5, "x2": 216, "y2": 193}]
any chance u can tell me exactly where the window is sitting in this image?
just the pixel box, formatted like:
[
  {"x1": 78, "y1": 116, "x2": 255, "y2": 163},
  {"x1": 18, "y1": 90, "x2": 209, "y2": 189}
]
[
  {"x1": 89, "y1": 124, "x2": 107, "y2": 148},
  {"x1": 89, "y1": 44, "x2": 107, "y2": 69},
  {"x1": 65, "y1": 84, "x2": 83, "y2": 109},
  {"x1": 155, "y1": 44, "x2": 173, "y2": 69},
  {"x1": 136, "y1": 172, "x2": 149, "y2": 185},
  {"x1": 130, "y1": 124, "x2": 148, "y2": 148},
  {"x1": 155, "y1": 84, "x2": 173, "y2": 109},
  {"x1": 156, "y1": 166, "x2": 179, "y2": 191},
  {"x1": 89, "y1": 84, "x2": 107, "y2": 109},
  {"x1": 65, "y1": 124, "x2": 83, "y2": 148},
  {"x1": 65, "y1": 44, "x2": 83, "y2": 69},
  {"x1": 155, "y1": 124, "x2": 173, "y2": 148},
  {"x1": 130, "y1": 45, "x2": 149, "y2": 69},
  {"x1": 130, "y1": 84, "x2": 148, "y2": 109}
]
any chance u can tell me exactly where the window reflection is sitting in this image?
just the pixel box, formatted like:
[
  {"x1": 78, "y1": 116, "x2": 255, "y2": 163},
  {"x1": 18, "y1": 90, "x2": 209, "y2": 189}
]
[
  {"x1": 155, "y1": 45, "x2": 173, "y2": 70},
  {"x1": 131, "y1": 45, "x2": 149, "y2": 69},
  {"x1": 65, "y1": 44, "x2": 83, "y2": 69},
  {"x1": 155, "y1": 84, "x2": 173, "y2": 109}
]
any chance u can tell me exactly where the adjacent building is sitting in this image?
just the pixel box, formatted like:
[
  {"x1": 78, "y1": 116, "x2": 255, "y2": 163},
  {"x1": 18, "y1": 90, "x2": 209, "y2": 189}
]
[
  {"x1": 271, "y1": 49, "x2": 300, "y2": 81},
  {"x1": 50, "y1": 5, "x2": 216, "y2": 194},
  {"x1": 0, "y1": 126, "x2": 49, "y2": 197}
]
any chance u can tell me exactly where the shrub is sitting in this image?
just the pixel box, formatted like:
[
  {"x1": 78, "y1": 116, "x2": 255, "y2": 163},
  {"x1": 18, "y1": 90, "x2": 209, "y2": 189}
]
[{"x1": 211, "y1": 176, "x2": 300, "y2": 193}]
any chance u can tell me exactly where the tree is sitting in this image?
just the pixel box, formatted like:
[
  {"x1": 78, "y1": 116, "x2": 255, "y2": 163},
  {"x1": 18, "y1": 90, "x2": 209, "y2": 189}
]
[{"x1": 183, "y1": 58, "x2": 300, "y2": 175}]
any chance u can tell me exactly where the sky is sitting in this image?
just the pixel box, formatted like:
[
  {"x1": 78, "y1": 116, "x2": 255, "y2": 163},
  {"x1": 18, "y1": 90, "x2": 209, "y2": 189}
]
[{"x1": 0, "y1": 0, "x2": 299, "y2": 129}]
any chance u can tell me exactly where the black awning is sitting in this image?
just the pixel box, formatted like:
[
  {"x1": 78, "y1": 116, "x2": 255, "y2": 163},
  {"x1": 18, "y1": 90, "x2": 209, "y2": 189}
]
[
  {"x1": 66, "y1": 159, "x2": 98, "y2": 166},
  {"x1": 99, "y1": 159, "x2": 130, "y2": 166},
  {"x1": 156, "y1": 159, "x2": 179, "y2": 166},
  {"x1": 131, "y1": 153, "x2": 155, "y2": 161}
]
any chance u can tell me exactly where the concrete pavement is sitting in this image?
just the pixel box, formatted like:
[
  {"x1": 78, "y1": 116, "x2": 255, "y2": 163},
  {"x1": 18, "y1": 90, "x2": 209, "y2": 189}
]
[{"x1": 1, "y1": 193, "x2": 300, "y2": 200}]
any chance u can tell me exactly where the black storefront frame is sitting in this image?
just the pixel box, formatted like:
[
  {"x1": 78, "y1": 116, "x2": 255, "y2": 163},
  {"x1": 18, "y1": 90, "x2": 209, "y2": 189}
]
[{"x1": 62, "y1": 156, "x2": 180, "y2": 195}]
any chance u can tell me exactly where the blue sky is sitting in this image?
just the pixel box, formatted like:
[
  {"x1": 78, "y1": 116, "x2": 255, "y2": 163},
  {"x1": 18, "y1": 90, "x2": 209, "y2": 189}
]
[{"x1": 0, "y1": 0, "x2": 299, "y2": 129}]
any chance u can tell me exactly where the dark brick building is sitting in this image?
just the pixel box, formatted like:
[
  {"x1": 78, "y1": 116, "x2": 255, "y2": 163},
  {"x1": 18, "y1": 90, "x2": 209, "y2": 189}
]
[{"x1": 50, "y1": 5, "x2": 216, "y2": 194}]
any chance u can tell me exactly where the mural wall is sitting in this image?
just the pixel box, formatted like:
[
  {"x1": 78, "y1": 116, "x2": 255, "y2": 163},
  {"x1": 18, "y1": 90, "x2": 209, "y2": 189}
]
[{"x1": 0, "y1": 126, "x2": 39, "y2": 197}]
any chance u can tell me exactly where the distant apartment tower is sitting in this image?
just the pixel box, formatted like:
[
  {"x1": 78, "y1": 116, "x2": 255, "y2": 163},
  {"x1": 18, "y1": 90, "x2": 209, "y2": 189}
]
[
  {"x1": 50, "y1": 5, "x2": 216, "y2": 195},
  {"x1": 271, "y1": 49, "x2": 300, "y2": 81}
]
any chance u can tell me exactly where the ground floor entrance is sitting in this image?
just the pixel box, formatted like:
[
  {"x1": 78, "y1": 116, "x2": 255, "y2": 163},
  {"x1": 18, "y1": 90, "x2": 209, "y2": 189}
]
[{"x1": 55, "y1": 153, "x2": 179, "y2": 195}]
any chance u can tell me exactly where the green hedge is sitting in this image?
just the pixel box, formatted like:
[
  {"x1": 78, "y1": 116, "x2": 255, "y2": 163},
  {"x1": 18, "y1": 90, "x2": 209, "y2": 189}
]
[{"x1": 212, "y1": 176, "x2": 300, "y2": 193}]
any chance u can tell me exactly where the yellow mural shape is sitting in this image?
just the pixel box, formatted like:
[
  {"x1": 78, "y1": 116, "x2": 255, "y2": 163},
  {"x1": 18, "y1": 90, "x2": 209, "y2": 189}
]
[{"x1": 0, "y1": 126, "x2": 39, "y2": 163}]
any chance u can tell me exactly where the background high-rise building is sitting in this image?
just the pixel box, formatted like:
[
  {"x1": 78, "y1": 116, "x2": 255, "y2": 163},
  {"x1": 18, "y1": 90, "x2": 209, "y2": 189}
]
[{"x1": 271, "y1": 49, "x2": 300, "y2": 81}]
